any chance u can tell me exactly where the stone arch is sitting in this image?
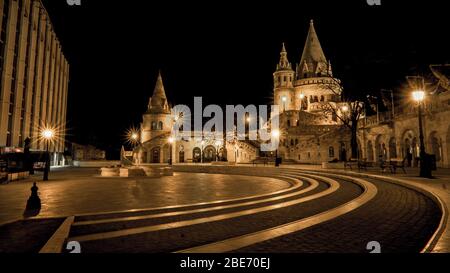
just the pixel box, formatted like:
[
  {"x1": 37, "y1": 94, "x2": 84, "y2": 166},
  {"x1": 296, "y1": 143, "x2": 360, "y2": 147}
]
[
  {"x1": 402, "y1": 130, "x2": 416, "y2": 166},
  {"x1": 151, "y1": 147, "x2": 161, "y2": 163},
  {"x1": 178, "y1": 145, "x2": 185, "y2": 163},
  {"x1": 375, "y1": 135, "x2": 387, "y2": 162},
  {"x1": 429, "y1": 131, "x2": 442, "y2": 162},
  {"x1": 158, "y1": 121, "x2": 164, "y2": 130},
  {"x1": 193, "y1": 147, "x2": 201, "y2": 163},
  {"x1": 389, "y1": 137, "x2": 397, "y2": 159},
  {"x1": 367, "y1": 140, "x2": 374, "y2": 162},
  {"x1": 218, "y1": 147, "x2": 227, "y2": 161},
  {"x1": 203, "y1": 145, "x2": 216, "y2": 163}
]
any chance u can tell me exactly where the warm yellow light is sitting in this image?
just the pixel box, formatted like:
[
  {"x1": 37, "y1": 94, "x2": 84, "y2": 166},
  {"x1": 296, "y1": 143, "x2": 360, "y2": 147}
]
[
  {"x1": 282, "y1": 96, "x2": 287, "y2": 102},
  {"x1": 246, "y1": 117, "x2": 251, "y2": 123},
  {"x1": 215, "y1": 140, "x2": 222, "y2": 147},
  {"x1": 41, "y1": 129, "x2": 55, "y2": 140},
  {"x1": 342, "y1": 105, "x2": 349, "y2": 112},
  {"x1": 131, "y1": 133, "x2": 139, "y2": 140},
  {"x1": 271, "y1": 129, "x2": 280, "y2": 139},
  {"x1": 299, "y1": 94, "x2": 305, "y2": 100},
  {"x1": 412, "y1": 90, "x2": 425, "y2": 102},
  {"x1": 168, "y1": 136, "x2": 174, "y2": 144}
]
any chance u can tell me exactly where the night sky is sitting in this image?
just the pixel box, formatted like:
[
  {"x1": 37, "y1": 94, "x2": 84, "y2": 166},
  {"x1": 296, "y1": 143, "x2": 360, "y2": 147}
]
[{"x1": 41, "y1": 0, "x2": 449, "y2": 159}]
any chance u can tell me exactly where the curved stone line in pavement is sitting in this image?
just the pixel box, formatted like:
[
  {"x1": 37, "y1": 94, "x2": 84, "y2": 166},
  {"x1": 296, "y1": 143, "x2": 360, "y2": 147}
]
[
  {"x1": 74, "y1": 175, "x2": 298, "y2": 220},
  {"x1": 69, "y1": 175, "x2": 339, "y2": 243},
  {"x1": 177, "y1": 172, "x2": 377, "y2": 253},
  {"x1": 73, "y1": 175, "x2": 312, "y2": 226}
]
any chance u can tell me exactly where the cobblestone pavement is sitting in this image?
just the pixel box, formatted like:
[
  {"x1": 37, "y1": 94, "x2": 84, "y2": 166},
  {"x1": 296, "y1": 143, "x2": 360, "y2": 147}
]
[
  {"x1": 0, "y1": 166, "x2": 444, "y2": 253},
  {"x1": 0, "y1": 168, "x2": 290, "y2": 224},
  {"x1": 235, "y1": 176, "x2": 441, "y2": 253}
]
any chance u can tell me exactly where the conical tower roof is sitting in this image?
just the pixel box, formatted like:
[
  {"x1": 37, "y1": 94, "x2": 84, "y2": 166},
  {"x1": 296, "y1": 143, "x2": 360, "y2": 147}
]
[
  {"x1": 300, "y1": 20, "x2": 327, "y2": 65},
  {"x1": 148, "y1": 71, "x2": 170, "y2": 114}
]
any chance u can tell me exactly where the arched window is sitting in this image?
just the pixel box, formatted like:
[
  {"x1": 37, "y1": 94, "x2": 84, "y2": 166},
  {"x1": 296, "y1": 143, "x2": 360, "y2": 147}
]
[
  {"x1": 320, "y1": 95, "x2": 325, "y2": 102},
  {"x1": 151, "y1": 121, "x2": 157, "y2": 130},
  {"x1": 295, "y1": 139, "x2": 299, "y2": 145},
  {"x1": 287, "y1": 120, "x2": 291, "y2": 127},
  {"x1": 158, "y1": 121, "x2": 163, "y2": 130},
  {"x1": 291, "y1": 139, "x2": 294, "y2": 146}
]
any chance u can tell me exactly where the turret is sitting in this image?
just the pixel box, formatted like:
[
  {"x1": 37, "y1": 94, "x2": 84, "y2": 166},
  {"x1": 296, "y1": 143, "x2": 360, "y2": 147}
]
[
  {"x1": 273, "y1": 43, "x2": 295, "y2": 112},
  {"x1": 141, "y1": 72, "x2": 174, "y2": 143}
]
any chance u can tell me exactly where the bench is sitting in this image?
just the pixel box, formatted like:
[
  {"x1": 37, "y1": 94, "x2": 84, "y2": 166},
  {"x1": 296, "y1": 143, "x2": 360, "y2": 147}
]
[
  {"x1": 389, "y1": 158, "x2": 407, "y2": 174},
  {"x1": 251, "y1": 158, "x2": 274, "y2": 166}
]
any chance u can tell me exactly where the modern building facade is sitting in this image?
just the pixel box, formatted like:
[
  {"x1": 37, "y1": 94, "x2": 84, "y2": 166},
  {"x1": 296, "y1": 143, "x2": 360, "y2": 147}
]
[{"x1": 0, "y1": 0, "x2": 69, "y2": 163}]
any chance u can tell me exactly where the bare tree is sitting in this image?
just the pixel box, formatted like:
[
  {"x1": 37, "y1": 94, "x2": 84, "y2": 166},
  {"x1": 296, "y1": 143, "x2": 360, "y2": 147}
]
[{"x1": 319, "y1": 77, "x2": 365, "y2": 160}]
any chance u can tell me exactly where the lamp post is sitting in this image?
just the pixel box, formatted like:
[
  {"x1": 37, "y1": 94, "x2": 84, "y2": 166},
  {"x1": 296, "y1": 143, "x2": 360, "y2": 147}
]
[
  {"x1": 299, "y1": 93, "x2": 305, "y2": 111},
  {"x1": 215, "y1": 140, "x2": 222, "y2": 162},
  {"x1": 41, "y1": 129, "x2": 55, "y2": 181},
  {"x1": 272, "y1": 129, "x2": 280, "y2": 167},
  {"x1": 201, "y1": 140, "x2": 205, "y2": 163},
  {"x1": 168, "y1": 136, "x2": 174, "y2": 165},
  {"x1": 412, "y1": 90, "x2": 432, "y2": 178}
]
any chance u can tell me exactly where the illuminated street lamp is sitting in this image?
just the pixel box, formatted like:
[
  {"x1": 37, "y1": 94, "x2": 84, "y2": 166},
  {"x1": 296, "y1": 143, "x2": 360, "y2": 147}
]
[
  {"x1": 131, "y1": 133, "x2": 139, "y2": 142},
  {"x1": 168, "y1": 136, "x2": 174, "y2": 165},
  {"x1": 271, "y1": 129, "x2": 281, "y2": 167},
  {"x1": 341, "y1": 105, "x2": 349, "y2": 113},
  {"x1": 412, "y1": 89, "x2": 432, "y2": 178},
  {"x1": 41, "y1": 128, "x2": 55, "y2": 181},
  {"x1": 282, "y1": 96, "x2": 287, "y2": 111}
]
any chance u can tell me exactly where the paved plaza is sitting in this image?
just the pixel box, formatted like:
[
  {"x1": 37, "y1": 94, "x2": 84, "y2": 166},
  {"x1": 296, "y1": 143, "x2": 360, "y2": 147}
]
[
  {"x1": 0, "y1": 165, "x2": 448, "y2": 253},
  {"x1": 0, "y1": 168, "x2": 290, "y2": 224}
]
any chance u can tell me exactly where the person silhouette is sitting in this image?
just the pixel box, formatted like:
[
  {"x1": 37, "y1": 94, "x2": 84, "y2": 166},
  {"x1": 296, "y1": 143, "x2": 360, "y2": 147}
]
[{"x1": 26, "y1": 182, "x2": 41, "y2": 210}]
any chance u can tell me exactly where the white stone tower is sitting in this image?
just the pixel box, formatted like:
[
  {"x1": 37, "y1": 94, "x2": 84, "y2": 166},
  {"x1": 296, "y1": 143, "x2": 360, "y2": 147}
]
[
  {"x1": 273, "y1": 43, "x2": 296, "y2": 112},
  {"x1": 141, "y1": 72, "x2": 173, "y2": 144}
]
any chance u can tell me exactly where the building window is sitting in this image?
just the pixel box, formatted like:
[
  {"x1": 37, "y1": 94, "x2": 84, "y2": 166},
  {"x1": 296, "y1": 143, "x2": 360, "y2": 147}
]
[
  {"x1": 158, "y1": 121, "x2": 163, "y2": 130},
  {"x1": 329, "y1": 147, "x2": 335, "y2": 158},
  {"x1": 151, "y1": 122, "x2": 157, "y2": 130}
]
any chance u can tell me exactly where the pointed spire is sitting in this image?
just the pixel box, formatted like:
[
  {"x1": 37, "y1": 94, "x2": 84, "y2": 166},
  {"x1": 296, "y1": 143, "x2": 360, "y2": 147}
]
[
  {"x1": 148, "y1": 71, "x2": 170, "y2": 114},
  {"x1": 281, "y1": 42, "x2": 287, "y2": 53},
  {"x1": 299, "y1": 20, "x2": 329, "y2": 78},
  {"x1": 276, "y1": 42, "x2": 292, "y2": 71},
  {"x1": 152, "y1": 71, "x2": 167, "y2": 100}
]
